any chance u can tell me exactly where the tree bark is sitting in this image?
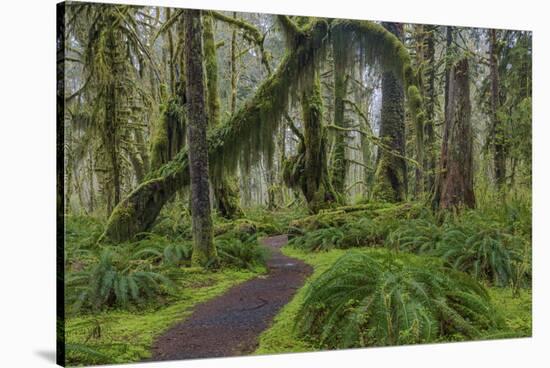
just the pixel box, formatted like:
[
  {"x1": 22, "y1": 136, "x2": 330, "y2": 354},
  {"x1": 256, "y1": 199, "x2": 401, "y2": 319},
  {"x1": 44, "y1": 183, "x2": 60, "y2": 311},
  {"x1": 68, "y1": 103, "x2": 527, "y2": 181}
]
[
  {"x1": 302, "y1": 75, "x2": 336, "y2": 212},
  {"x1": 423, "y1": 25, "x2": 437, "y2": 193},
  {"x1": 331, "y1": 36, "x2": 349, "y2": 199},
  {"x1": 230, "y1": 12, "x2": 238, "y2": 115},
  {"x1": 489, "y1": 29, "x2": 506, "y2": 187},
  {"x1": 184, "y1": 9, "x2": 217, "y2": 266},
  {"x1": 372, "y1": 22, "x2": 407, "y2": 202},
  {"x1": 434, "y1": 58, "x2": 475, "y2": 210},
  {"x1": 204, "y1": 13, "x2": 243, "y2": 219}
]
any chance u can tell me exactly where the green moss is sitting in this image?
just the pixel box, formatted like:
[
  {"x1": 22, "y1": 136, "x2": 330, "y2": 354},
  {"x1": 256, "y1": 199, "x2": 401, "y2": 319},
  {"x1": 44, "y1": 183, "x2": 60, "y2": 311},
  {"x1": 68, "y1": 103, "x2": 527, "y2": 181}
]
[
  {"x1": 150, "y1": 97, "x2": 186, "y2": 171},
  {"x1": 102, "y1": 18, "x2": 425, "y2": 242},
  {"x1": 65, "y1": 268, "x2": 260, "y2": 366}
]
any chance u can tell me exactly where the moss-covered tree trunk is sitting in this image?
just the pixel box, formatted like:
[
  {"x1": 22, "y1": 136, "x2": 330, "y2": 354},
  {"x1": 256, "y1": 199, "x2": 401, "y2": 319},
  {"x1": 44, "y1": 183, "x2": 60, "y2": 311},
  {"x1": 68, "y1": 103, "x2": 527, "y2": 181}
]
[
  {"x1": 184, "y1": 9, "x2": 217, "y2": 266},
  {"x1": 434, "y1": 58, "x2": 475, "y2": 210},
  {"x1": 331, "y1": 37, "x2": 349, "y2": 199},
  {"x1": 301, "y1": 75, "x2": 337, "y2": 213},
  {"x1": 149, "y1": 93, "x2": 186, "y2": 171},
  {"x1": 203, "y1": 13, "x2": 243, "y2": 219},
  {"x1": 412, "y1": 24, "x2": 425, "y2": 197},
  {"x1": 103, "y1": 22, "x2": 123, "y2": 212},
  {"x1": 423, "y1": 25, "x2": 437, "y2": 194},
  {"x1": 372, "y1": 23, "x2": 407, "y2": 202}
]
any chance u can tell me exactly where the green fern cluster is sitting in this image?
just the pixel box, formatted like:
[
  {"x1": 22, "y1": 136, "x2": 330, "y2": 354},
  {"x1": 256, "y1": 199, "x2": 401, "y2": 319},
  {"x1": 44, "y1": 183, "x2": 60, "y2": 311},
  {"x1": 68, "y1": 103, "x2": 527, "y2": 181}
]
[
  {"x1": 66, "y1": 247, "x2": 176, "y2": 313},
  {"x1": 289, "y1": 217, "x2": 394, "y2": 251},
  {"x1": 387, "y1": 212, "x2": 528, "y2": 286},
  {"x1": 215, "y1": 233, "x2": 267, "y2": 269},
  {"x1": 434, "y1": 220, "x2": 527, "y2": 287},
  {"x1": 387, "y1": 218, "x2": 443, "y2": 253},
  {"x1": 296, "y1": 250, "x2": 502, "y2": 349}
]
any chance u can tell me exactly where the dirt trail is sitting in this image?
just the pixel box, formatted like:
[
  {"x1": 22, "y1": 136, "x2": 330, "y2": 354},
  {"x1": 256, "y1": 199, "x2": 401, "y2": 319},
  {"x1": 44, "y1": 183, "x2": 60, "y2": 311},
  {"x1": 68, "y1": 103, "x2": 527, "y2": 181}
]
[{"x1": 151, "y1": 235, "x2": 312, "y2": 361}]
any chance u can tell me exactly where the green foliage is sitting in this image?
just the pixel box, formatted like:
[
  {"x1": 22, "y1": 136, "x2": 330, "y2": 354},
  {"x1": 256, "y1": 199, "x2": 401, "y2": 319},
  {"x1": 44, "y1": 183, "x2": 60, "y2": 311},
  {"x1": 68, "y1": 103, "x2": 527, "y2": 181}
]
[
  {"x1": 387, "y1": 218, "x2": 443, "y2": 253},
  {"x1": 434, "y1": 214, "x2": 527, "y2": 287},
  {"x1": 296, "y1": 250, "x2": 502, "y2": 349},
  {"x1": 66, "y1": 247, "x2": 176, "y2": 313},
  {"x1": 289, "y1": 217, "x2": 394, "y2": 251},
  {"x1": 290, "y1": 201, "x2": 530, "y2": 287},
  {"x1": 65, "y1": 268, "x2": 260, "y2": 366},
  {"x1": 215, "y1": 233, "x2": 268, "y2": 270}
]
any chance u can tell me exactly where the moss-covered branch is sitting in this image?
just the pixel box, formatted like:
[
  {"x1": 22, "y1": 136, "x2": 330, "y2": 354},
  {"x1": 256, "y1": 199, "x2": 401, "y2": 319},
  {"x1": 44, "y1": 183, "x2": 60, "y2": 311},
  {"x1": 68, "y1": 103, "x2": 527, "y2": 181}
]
[
  {"x1": 100, "y1": 17, "x2": 425, "y2": 242},
  {"x1": 100, "y1": 20, "x2": 330, "y2": 243}
]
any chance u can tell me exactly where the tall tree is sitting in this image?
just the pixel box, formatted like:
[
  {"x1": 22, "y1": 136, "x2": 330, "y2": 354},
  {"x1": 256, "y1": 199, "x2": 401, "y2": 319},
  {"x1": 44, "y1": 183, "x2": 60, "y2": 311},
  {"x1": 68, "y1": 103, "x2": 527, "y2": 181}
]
[
  {"x1": 423, "y1": 25, "x2": 437, "y2": 193},
  {"x1": 434, "y1": 58, "x2": 475, "y2": 210},
  {"x1": 489, "y1": 29, "x2": 506, "y2": 187},
  {"x1": 203, "y1": 14, "x2": 244, "y2": 219},
  {"x1": 331, "y1": 33, "x2": 350, "y2": 199},
  {"x1": 184, "y1": 9, "x2": 217, "y2": 266},
  {"x1": 372, "y1": 22, "x2": 407, "y2": 202}
]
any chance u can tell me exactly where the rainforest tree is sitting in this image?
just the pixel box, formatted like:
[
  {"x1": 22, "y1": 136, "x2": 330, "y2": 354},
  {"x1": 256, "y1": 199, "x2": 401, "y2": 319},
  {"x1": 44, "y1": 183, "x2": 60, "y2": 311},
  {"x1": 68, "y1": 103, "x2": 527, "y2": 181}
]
[
  {"x1": 434, "y1": 58, "x2": 475, "y2": 210},
  {"x1": 183, "y1": 9, "x2": 217, "y2": 266}
]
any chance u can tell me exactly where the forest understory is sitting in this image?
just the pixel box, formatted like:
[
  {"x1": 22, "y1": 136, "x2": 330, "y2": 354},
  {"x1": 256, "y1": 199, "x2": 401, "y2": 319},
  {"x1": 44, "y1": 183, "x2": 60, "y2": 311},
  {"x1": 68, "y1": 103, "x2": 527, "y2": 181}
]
[{"x1": 59, "y1": 2, "x2": 532, "y2": 366}]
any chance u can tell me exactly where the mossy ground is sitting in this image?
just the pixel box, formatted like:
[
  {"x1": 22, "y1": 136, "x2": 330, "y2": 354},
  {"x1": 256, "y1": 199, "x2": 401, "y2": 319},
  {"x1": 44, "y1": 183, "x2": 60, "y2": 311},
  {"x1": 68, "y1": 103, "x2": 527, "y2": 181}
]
[
  {"x1": 255, "y1": 247, "x2": 532, "y2": 355},
  {"x1": 65, "y1": 267, "x2": 262, "y2": 366}
]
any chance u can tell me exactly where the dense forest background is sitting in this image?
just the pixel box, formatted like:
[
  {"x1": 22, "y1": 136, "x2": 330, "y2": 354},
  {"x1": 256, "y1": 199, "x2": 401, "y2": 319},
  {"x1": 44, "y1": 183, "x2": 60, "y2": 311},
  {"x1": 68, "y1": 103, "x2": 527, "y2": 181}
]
[
  {"x1": 59, "y1": 2, "x2": 532, "y2": 365},
  {"x1": 61, "y1": 3, "x2": 531, "y2": 221}
]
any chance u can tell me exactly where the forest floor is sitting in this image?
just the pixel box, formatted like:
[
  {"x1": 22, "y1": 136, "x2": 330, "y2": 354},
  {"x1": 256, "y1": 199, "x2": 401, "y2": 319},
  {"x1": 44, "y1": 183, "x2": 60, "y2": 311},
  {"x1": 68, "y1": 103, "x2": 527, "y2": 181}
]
[{"x1": 150, "y1": 235, "x2": 313, "y2": 361}]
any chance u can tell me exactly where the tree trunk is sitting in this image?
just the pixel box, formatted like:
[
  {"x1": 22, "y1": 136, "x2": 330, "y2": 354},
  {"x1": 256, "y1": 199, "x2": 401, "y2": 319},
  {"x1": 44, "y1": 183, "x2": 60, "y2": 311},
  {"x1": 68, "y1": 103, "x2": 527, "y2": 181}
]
[
  {"x1": 372, "y1": 23, "x2": 407, "y2": 202},
  {"x1": 103, "y1": 22, "x2": 123, "y2": 212},
  {"x1": 184, "y1": 9, "x2": 217, "y2": 266},
  {"x1": 434, "y1": 58, "x2": 475, "y2": 210},
  {"x1": 230, "y1": 12, "x2": 238, "y2": 115},
  {"x1": 331, "y1": 36, "x2": 349, "y2": 200},
  {"x1": 423, "y1": 25, "x2": 437, "y2": 193},
  {"x1": 412, "y1": 24, "x2": 425, "y2": 197},
  {"x1": 301, "y1": 75, "x2": 336, "y2": 212},
  {"x1": 203, "y1": 13, "x2": 243, "y2": 219},
  {"x1": 489, "y1": 29, "x2": 506, "y2": 187}
]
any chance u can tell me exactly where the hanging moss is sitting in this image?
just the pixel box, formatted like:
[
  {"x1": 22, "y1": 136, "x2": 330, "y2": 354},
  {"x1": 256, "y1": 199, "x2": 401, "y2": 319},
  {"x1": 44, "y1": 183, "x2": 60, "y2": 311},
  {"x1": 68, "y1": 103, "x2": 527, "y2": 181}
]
[{"x1": 100, "y1": 18, "x2": 426, "y2": 242}]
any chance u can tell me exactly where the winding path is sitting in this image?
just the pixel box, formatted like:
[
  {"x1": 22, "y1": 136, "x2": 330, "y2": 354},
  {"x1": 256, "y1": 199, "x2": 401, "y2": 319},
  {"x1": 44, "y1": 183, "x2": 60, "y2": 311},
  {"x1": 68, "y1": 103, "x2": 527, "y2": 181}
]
[{"x1": 151, "y1": 235, "x2": 312, "y2": 361}]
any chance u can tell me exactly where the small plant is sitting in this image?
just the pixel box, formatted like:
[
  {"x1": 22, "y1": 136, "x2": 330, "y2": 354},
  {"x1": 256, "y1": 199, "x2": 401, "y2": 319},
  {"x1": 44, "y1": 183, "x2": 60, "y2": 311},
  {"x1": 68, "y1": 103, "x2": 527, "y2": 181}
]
[{"x1": 296, "y1": 250, "x2": 501, "y2": 349}]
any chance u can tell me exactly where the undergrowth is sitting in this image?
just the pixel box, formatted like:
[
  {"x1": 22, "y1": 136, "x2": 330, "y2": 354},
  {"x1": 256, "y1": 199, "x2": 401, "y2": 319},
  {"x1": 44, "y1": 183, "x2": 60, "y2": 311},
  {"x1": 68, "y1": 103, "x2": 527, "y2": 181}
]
[
  {"x1": 296, "y1": 250, "x2": 502, "y2": 349},
  {"x1": 288, "y1": 201, "x2": 531, "y2": 287},
  {"x1": 256, "y1": 247, "x2": 531, "y2": 355}
]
